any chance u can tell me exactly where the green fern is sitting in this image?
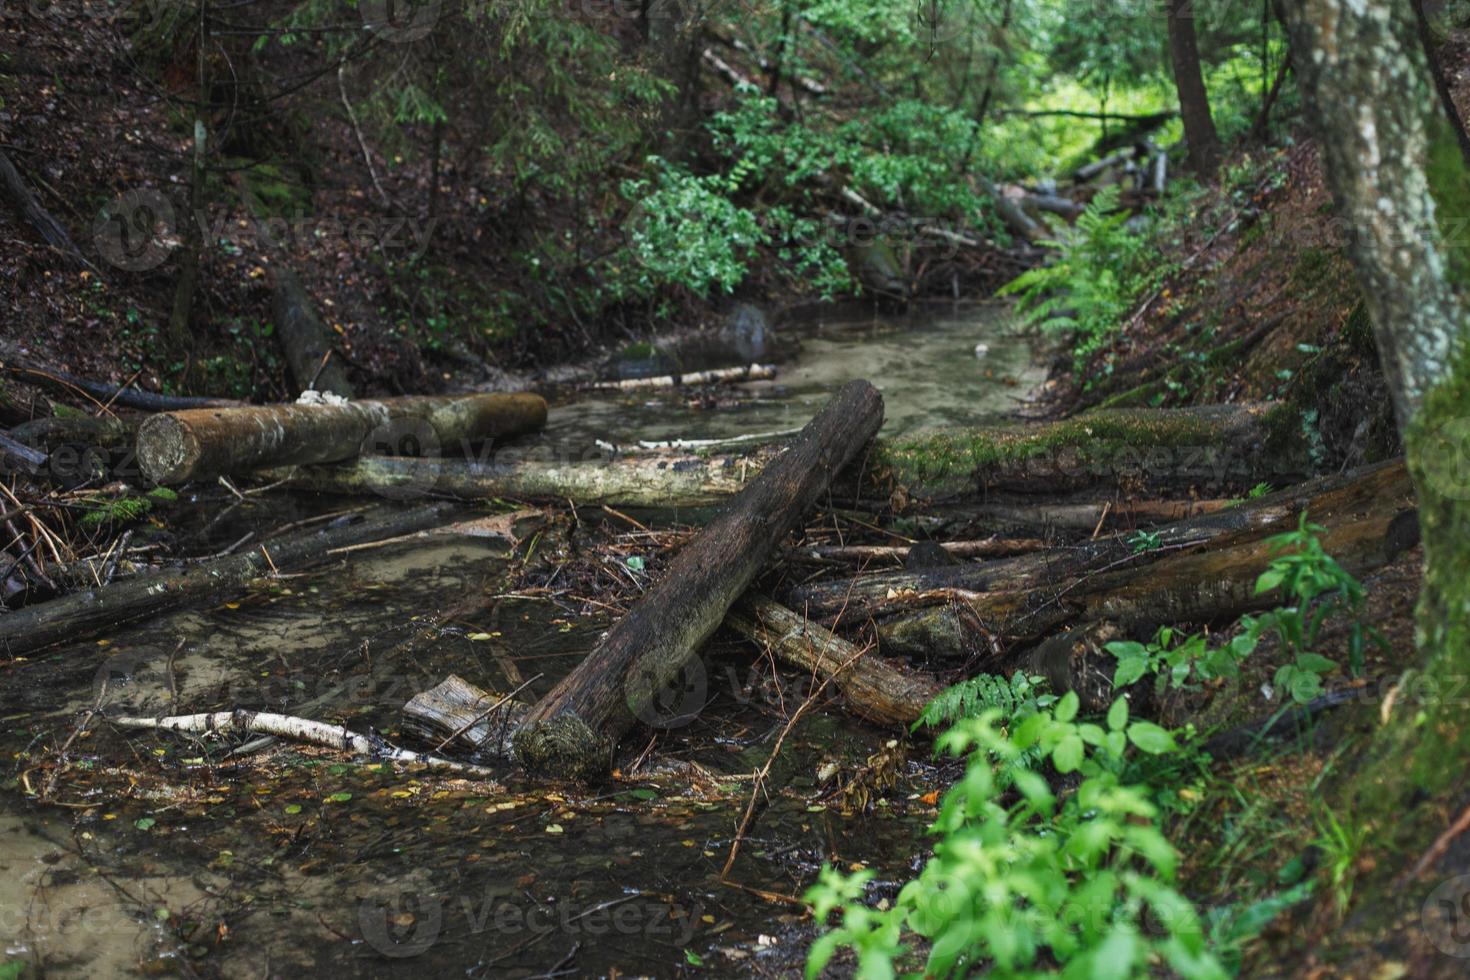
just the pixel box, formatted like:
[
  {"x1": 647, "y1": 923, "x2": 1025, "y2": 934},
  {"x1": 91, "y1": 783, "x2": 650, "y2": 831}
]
[{"x1": 913, "y1": 672, "x2": 1049, "y2": 732}]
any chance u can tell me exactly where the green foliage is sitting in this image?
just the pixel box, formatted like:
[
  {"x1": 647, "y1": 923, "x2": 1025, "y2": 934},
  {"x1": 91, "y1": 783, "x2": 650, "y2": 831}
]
[
  {"x1": 1107, "y1": 625, "x2": 1258, "y2": 696},
  {"x1": 806, "y1": 692, "x2": 1226, "y2": 979},
  {"x1": 1312, "y1": 805, "x2": 1369, "y2": 916},
  {"x1": 79, "y1": 487, "x2": 177, "y2": 528},
  {"x1": 1128, "y1": 529, "x2": 1163, "y2": 554},
  {"x1": 998, "y1": 186, "x2": 1155, "y2": 367},
  {"x1": 913, "y1": 672, "x2": 1050, "y2": 732}
]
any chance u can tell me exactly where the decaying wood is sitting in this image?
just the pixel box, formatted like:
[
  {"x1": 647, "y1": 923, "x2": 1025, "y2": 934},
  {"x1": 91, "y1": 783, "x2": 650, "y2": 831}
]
[
  {"x1": 591, "y1": 363, "x2": 776, "y2": 390},
  {"x1": 877, "y1": 464, "x2": 1419, "y2": 660},
  {"x1": 279, "y1": 450, "x2": 764, "y2": 508},
  {"x1": 0, "y1": 150, "x2": 96, "y2": 270},
  {"x1": 957, "y1": 497, "x2": 1235, "y2": 531},
  {"x1": 0, "y1": 502, "x2": 460, "y2": 655},
  {"x1": 798, "y1": 536, "x2": 1048, "y2": 564},
  {"x1": 724, "y1": 594, "x2": 940, "y2": 728},
  {"x1": 114, "y1": 709, "x2": 499, "y2": 778},
  {"x1": 137, "y1": 392, "x2": 547, "y2": 484},
  {"x1": 790, "y1": 460, "x2": 1409, "y2": 620},
  {"x1": 512, "y1": 380, "x2": 885, "y2": 781},
  {"x1": 0, "y1": 430, "x2": 47, "y2": 475},
  {"x1": 403, "y1": 674, "x2": 528, "y2": 757},
  {"x1": 272, "y1": 267, "x2": 355, "y2": 397},
  {"x1": 2, "y1": 358, "x2": 242, "y2": 412}
]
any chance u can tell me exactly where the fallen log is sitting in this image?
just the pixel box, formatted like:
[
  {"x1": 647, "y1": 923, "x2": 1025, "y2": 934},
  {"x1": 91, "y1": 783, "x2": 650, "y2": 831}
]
[
  {"x1": 0, "y1": 501, "x2": 459, "y2": 655},
  {"x1": 272, "y1": 267, "x2": 354, "y2": 397},
  {"x1": 724, "y1": 594, "x2": 941, "y2": 729},
  {"x1": 403, "y1": 674, "x2": 528, "y2": 758},
  {"x1": 798, "y1": 536, "x2": 1048, "y2": 564},
  {"x1": 590, "y1": 363, "x2": 776, "y2": 390},
  {"x1": 512, "y1": 379, "x2": 885, "y2": 781},
  {"x1": 136, "y1": 392, "x2": 547, "y2": 484},
  {"x1": 790, "y1": 459, "x2": 1410, "y2": 620},
  {"x1": 0, "y1": 150, "x2": 96, "y2": 270},
  {"x1": 279, "y1": 450, "x2": 760, "y2": 508},
  {"x1": 874, "y1": 403, "x2": 1306, "y2": 499},
  {"x1": 2, "y1": 359, "x2": 242, "y2": 412},
  {"x1": 877, "y1": 468, "x2": 1419, "y2": 660},
  {"x1": 955, "y1": 497, "x2": 1236, "y2": 532},
  {"x1": 114, "y1": 709, "x2": 499, "y2": 779}
]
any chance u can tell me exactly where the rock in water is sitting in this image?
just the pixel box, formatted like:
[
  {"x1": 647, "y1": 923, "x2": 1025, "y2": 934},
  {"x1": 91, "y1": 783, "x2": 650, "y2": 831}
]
[{"x1": 719, "y1": 303, "x2": 774, "y2": 362}]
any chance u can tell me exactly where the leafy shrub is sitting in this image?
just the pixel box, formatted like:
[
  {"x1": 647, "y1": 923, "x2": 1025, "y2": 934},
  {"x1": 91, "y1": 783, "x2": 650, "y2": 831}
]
[
  {"x1": 806, "y1": 693, "x2": 1226, "y2": 979},
  {"x1": 998, "y1": 185, "x2": 1154, "y2": 367}
]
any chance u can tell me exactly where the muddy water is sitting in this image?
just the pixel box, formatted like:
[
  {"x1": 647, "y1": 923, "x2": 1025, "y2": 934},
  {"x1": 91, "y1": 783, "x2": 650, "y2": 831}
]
[{"x1": 0, "y1": 302, "x2": 1028, "y2": 978}]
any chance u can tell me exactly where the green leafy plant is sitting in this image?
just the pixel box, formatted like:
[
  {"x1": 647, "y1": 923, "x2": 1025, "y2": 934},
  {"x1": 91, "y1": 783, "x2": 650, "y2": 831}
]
[
  {"x1": 1128, "y1": 529, "x2": 1163, "y2": 554},
  {"x1": 1107, "y1": 625, "x2": 1257, "y2": 695},
  {"x1": 1313, "y1": 805, "x2": 1369, "y2": 916},
  {"x1": 806, "y1": 693, "x2": 1226, "y2": 979},
  {"x1": 912, "y1": 671, "x2": 1051, "y2": 731},
  {"x1": 997, "y1": 185, "x2": 1155, "y2": 366}
]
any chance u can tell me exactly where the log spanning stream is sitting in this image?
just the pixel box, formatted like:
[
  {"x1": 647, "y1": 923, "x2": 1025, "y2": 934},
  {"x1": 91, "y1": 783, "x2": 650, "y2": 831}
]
[{"x1": 0, "y1": 303, "x2": 1040, "y2": 977}]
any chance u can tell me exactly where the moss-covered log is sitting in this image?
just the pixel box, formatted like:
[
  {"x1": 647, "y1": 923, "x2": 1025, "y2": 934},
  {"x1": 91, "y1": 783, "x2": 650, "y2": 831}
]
[
  {"x1": 0, "y1": 502, "x2": 460, "y2": 655},
  {"x1": 789, "y1": 459, "x2": 1408, "y2": 621},
  {"x1": 724, "y1": 594, "x2": 941, "y2": 728},
  {"x1": 512, "y1": 380, "x2": 885, "y2": 781},
  {"x1": 137, "y1": 392, "x2": 547, "y2": 484},
  {"x1": 874, "y1": 403, "x2": 1306, "y2": 499}
]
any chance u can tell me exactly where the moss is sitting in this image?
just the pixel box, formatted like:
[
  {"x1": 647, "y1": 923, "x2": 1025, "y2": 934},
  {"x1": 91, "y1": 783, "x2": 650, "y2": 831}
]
[{"x1": 1426, "y1": 114, "x2": 1470, "y2": 293}]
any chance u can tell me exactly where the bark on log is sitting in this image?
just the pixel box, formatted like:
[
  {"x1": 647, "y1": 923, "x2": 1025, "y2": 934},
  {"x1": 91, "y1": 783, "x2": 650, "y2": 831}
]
[
  {"x1": 724, "y1": 594, "x2": 940, "y2": 728},
  {"x1": 403, "y1": 674, "x2": 527, "y2": 757},
  {"x1": 955, "y1": 497, "x2": 1236, "y2": 532},
  {"x1": 136, "y1": 392, "x2": 547, "y2": 484},
  {"x1": 877, "y1": 465, "x2": 1419, "y2": 660},
  {"x1": 791, "y1": 459, "x2": 1410, "y2": 620},
  {"x1": 511, "y1": 380, "x2": 885, "y2": 781},
  {"x1": 272, "y1": 267, "x2": 354, "y2": 397},
  {"x1": 2, "y1": 360, "x2": 242, "y2": 411},
  {"x1": 0, "y1": 502, "x2": 460, "y2": 655},
  {"x1": 279, "y1": 450, "x2": 759, "y2": 508},
  {"x1": 590, "y1": 363, "x2": 776, "y2": 390}
]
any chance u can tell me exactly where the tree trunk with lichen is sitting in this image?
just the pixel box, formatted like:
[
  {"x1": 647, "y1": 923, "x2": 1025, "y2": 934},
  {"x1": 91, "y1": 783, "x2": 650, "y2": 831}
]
[{"x1": 1284, "y1": 0, "x2": 1470, "y2": 944}]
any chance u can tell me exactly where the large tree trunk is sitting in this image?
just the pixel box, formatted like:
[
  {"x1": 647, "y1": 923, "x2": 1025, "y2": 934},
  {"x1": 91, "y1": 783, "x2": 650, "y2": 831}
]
[
  {"x1": 136, "y1": 393, "x2": 546, "y2": 484},
  {"x1": 1166, "y1": 0, "x2": 1222, "y2": 177},
  {"x1": 1284, "y1": 0, "x2": 1470, "y2": 921},
  {"x1": 271, "y1": 268, "x2": 355, "y2": 397},
  {"x1": 512, "y1": 380, "x2": 884, "y2": 781}
]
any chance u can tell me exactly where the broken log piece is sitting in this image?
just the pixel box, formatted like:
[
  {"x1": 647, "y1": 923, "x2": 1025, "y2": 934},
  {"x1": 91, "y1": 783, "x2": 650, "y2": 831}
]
[
  {"x1": 512, "y1": 379, "x2": 885, "y2": 781},
  {"x1": 724, "y1": 594, "x2": 941, "y2": 729},
  {"x1": 136, "y1": 392, "x2": 547, "y2": 484},
  {"x1": 1013, "y1": 623, "x2": 1122, "y2": 715},
  {"x1": 0, "y1": 430, "x2": 46, "y2": 475},
  {"x1": 956, "y1": 497, "x2": 1236, "y2": 532},
  {"x1": 790, "y1": 458, "x2": 1409, "y2": 620},
  {"x1": 874, "y1": 404, "x2": 1306, "y2": 499},
  {"x1": 0, "y1": 150, "x2": 94, "y2": 269},
  {"x1": 402, "y1": 674, "x2": 527, "y2": 757},
  {"x1": 114, "y1": 709, "x2": 499, "y2": 779},
  {"x1": 280, "y1": 450, "x2": 762, "y2": 508},
  {"x1": 272, "y1": 267, "x2": 354, "y2": 397},
  {"x1": 799, "y1": 536, "x2": 1048, "y2": 564},
  {"x1": 2, "y1": 359, "x2": 242, "y2": 412},
  {"x1": 877, "y1": 468, "x2": 1419, "y2": 660},
  {"x1": 0, "y1": 501, "x2": 459, "y2": 655},
  {"x1": 591, "y1": 363, "x2": 776, "y2": 391}
]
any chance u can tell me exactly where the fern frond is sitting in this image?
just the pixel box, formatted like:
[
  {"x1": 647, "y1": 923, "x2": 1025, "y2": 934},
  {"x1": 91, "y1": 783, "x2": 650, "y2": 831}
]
[{"x1": 913, "y1": 672, "x2": 1047, "y2": 731}]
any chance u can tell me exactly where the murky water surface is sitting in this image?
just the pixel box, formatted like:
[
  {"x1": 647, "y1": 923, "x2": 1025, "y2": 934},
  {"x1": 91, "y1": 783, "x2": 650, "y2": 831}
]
[{"x1": 0, "y1": 304, "x2": 1027, "y2": 977}]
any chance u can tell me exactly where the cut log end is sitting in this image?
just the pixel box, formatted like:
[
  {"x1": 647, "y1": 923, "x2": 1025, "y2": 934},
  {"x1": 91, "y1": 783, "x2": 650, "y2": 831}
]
[
  {"x1": 512, "y1": 713, "x2": 612, "y2": 782},
  {"x1": 136, "y1": 414, "x2": 201, "y2": 485}
]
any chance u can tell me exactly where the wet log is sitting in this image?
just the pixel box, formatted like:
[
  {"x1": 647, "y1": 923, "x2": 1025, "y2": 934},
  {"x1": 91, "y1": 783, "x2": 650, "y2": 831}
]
[
  {"x1": 0, "y1": 430, "x2": 46, "y2": 476},
  {"x1": 877, "y1": 465, "x2": 1419, "y2": 660},
  {"x1": 798, "y1": 536, "x2": 1048, "y2": 564},
  {"x1": 875, "y1": 403, "x2": 1305, "y2": 499},
  {"x1": 2, "y1": 359, "x2": 242, "y2": 411},
  {"x1": 272, "y1": 267, "x2": 354, "y2": 397},
  {"x1": 279, "y1": 450, "x2": 760, "y2": 508},
  {"x1": 136, "y1": 392, "x2": 547, "y2": 485},
  {"x1": 724, "y1": 594, "x2": 940, "y2": 729},
  {"x1": 512, "y1": 379, "x2": 885, "y2": 781},
  {"x1": 790, "y1": 459, "x2": 1409, "y2": 621},
  {"x1": 590, "y1": 363, "x2": 776, "y2": 390},
  {"x1": 0, "y1": 502, "x2": 460, "y2": 655},
  {"x1": 403, "y1": 674, "x2": 527, "y2": 757},
  {"x1": 954, "y1": 497, "x2": 1236, "y2": 532}
]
